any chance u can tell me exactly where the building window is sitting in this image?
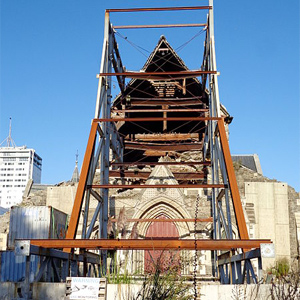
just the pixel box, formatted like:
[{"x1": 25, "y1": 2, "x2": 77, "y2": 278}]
[{"x1": 3, "y1": 158, "x2": 16, "y2": 161}]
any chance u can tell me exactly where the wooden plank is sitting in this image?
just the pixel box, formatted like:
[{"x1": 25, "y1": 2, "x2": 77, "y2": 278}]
[
  {"x1": 128, "y1": 100, "x2": 204, "y2": 106},
  {"x1": 125, "y1": 141, "x2": 202, "y2": 151},
  {"x1": 127, "y1": 133, "x2": 199, "y2": 141}
]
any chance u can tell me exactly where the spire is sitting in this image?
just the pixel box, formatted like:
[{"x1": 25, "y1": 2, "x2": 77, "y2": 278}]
[
  {"x1": 0, "y1": 117, "x2": 17, "y2": 147},
  {"x1": 71, "y1": 151, "x2": 80, "y2": 183}
]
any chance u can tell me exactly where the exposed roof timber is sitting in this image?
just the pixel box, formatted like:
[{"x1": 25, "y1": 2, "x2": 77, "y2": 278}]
[
  {"x1": 113, "y1": 23, "x2": 207, "y2": 29},
  {"x1": 97, "y1": 70, "x2": 217, "y2": 80},
  {"x1": 113, "y1": 108, "x2": 208, "y2": 113},
  {"x1": 30, "y1": 238, "x2": 271, "y2": 250},
  {"x1": 94, "y1": 117, "x2": 221, "y2": 122},
  {"x1": 106, "y1": 6, "x2": 212, "y2": 13},
  {"x1": 125, "y1": 141, "x2": 202, "y2": 151},
  {"x1": 109, "y1": 170, "x2": 205, "y2": 180},
  {"x1": 122, "y1": 96, "x2": 205, "y2": 101},
  {"x1": 126, "y1": 100, "x2": 204, "y2": 106},
  {"x1": 143, "y1": 150, "x2": 169, "y2": 156},
  {"x1": 126, "y1": 133, "x2": 199, "y2": 141}
]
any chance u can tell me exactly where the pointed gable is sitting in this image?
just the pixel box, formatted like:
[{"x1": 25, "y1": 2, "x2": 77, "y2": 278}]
[
  {"x1": 141, "y1": 35, "x2": 188, "y2": 73},
  {"x1": 141, "y1": 158, "x2": 185, "y2": 201},
  {"x1": 112, "y1": 35, "x2": 205, "y2": 108}
]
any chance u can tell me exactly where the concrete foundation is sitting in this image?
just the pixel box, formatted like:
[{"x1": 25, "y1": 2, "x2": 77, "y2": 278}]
[{"x1": 0, "y1": 282, "x2": 276, "y2": 300}]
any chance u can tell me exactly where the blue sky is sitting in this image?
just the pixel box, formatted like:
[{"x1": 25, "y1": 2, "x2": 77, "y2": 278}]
[{"x1": 1, "y1": 0, "x2": 299, "y2": 191}]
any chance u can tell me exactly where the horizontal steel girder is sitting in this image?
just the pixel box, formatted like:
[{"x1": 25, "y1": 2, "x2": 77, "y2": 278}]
[
  {"x1": 94, "y1": 117, "x2": 221, "y2": 122},
  {"x1": 106, "y1": 6, "x2": 212, "y2": 13},
  {"x1": 29, "y1": 239, "x2": 272, "y2": 250},
  {"x1": 88, "y1": 184, "x2": 226, "y2": 189},
  {"x1": 111, "y1": 161, "x2": 210, "y2": 166},
  {"x1": 96, "y1": 70, "x2": 217, "y2": 80},
  {"x1": 109, "y1": 170, "x2": 205, "y2": 180},
  {"x1": 112, "y1": 108, "x2": 208, "y2": 113},
  {"x1": 113, "y1": 24, "x2": 207, "y2": 29},
  {"x1": 109, "y1": 218, "x2": 213, "y2": 223}
]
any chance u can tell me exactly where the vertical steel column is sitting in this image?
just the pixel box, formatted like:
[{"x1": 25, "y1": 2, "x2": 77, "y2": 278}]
[
  {"x1": 98, "y1": 11, "x2": 113, "y2": 273},
  {"x1": 208, "y1": 0, "x2": 222, "y2": 276}
]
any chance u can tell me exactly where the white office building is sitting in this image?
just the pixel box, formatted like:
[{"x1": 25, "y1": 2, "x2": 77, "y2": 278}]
[{"x1": 0, "y1": 146, "x2": 42, "y2": 208}]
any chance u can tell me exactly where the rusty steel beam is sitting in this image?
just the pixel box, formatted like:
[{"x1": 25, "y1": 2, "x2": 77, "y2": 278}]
[
  {"x1": 112, "y1": 108, "x2": 208, "y2": 113},
  {"x1": 109, "y1": 218, "x2": 213, "y2": 223},
  {"x1": 29, "y1": 239, "x2": 272, "y2": 250},
  {"x1": 96, "y1": 70, "x2": 217, "y2": 80},
  {"x1": 111, "y1": 161, "x2": 210, "y2": 166},
  {"x1": 88, "y1": 184, "x2": 226, "y2": 189},
  {"x1": 109, "y1": 170, "x2": 205, "y2": 180},
  {"x1": 64, "y1": 122, "x2": 98, "y2": 250},
  {"x1": 217, "y1": 119, "x2": 249, "y2": 240},
  {"x1": 113, "y1": 23, "x2": 207, "y2": 29},
  {"x1": 125, "y1": 141, "x2": 202, "y2": 151},
  {"x1": 94, "y1": 117, "x2": 221, "y2": 122},
  {"x1": 106, "y1": 6, "x2": 212, "y2": 13}
]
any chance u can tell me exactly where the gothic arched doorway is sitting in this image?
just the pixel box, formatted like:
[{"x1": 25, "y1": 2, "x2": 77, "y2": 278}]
[{"x1": 144, "y1": 215, "x2": 180, "y2": 273}]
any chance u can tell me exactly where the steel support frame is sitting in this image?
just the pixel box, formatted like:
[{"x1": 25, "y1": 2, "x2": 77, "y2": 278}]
[
  {"x1": 202, "y1": 0, "x2": 253, "y2": 280},
  {"x1": 64, "y1": 13, "x2": 124, "y2": 256},
  {"x1": 30, "y1": 239, "x2": 271, "y2": 250},
  {"x1": 59, "y1": 1, "x2": 269, "y2": 284},
  {"x1": 218, "y1": 248, "x2": 263, "y2": 284}
]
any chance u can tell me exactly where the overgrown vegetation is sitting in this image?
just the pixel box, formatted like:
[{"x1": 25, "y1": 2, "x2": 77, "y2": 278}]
[
  {"x1": 269, "y1": 259, "x2": 300, "y2": 300},
  {"x1": 131, "y1": 250, "x2": 193, "y2": 300},
  {"x1": 106, "y1": 252, "x2": 132, "y2": 284},
  {"x1": 268, "y1": 258, "x2": 290, "y2": 278}
]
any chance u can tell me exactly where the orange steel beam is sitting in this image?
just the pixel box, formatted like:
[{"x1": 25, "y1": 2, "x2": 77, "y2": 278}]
[
  {"x1": 64, "y1": 122, "x2": 98, "y2": 252},
  {"x1": 112, "y1": 108, "x2": 208, "y2": 113},
  {"x1": 111, "y1": 161, "x2": 210, "y2": 166},
  {"x1": 88, "y1": 184, "x2": 226, "y2": 189},
  {"x1": 109, "y1": 170, "x2": 205, "y2": 180},
  {"x1": 30, "y1": 239, "x2": 271, "y2": 250},
  {"x1": 113, "y1": 23, "x2": 207, "y2": 29},
  {"x1": 109, "y1": 218, "x2": 213, "y2": 223},
  {"x1": 94, "y1": 117, "x2": 221, "y2": 122},
  {"x1": 217, "y1": 119, "x2": 249, "y2": 240},
  {"x1": 106, "y1": 6, "x2": 212, "y2": 13}
]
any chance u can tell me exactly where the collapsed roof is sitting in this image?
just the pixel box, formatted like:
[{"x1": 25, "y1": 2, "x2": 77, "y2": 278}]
[{"x1": 112, "y1": 36, "x2": 209, "y2": 163}]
